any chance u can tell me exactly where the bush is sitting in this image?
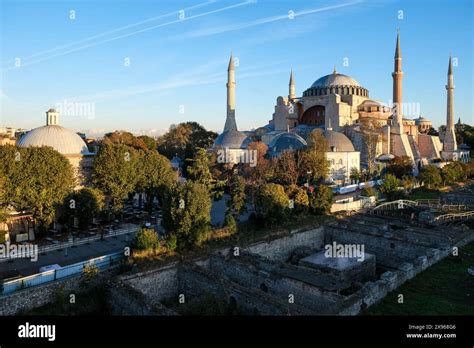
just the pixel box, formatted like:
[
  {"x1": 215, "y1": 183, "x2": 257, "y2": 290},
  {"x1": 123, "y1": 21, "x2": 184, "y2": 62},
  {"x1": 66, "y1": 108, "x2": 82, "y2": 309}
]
[
  {"x1": 134, "y1": 228, "x2": 160, "y2": 250},
  {"x1": 441, "y1": 162, "x2": 466, "y2": 185},
  {"x1": 223, "y1": 212, "x2": 237, "y2": 235},
  {"x1": 256, "y1": 183, "x2": 289, "y2": 225},
  {"x1": 286, "y1": 185, "x2": 309, "y2": 215},
  {"x1": 419, "y1": 165, "x2": 442, "y2": 189},
  {"x1": 309, "y1": 185, "x2": 333, "y2": 214},
  {"x1": 81, "y1": 264, "x2": 99, "y2": 288},
  {"x1": 165, "y1": 234, "x2": 177, "y2": 252},
  {"x1": 360, "y1": 186, "x2": 376, "y2": 197},
  {"x1": 379, "y1": 174, "x2": 401, "y2": 200}
]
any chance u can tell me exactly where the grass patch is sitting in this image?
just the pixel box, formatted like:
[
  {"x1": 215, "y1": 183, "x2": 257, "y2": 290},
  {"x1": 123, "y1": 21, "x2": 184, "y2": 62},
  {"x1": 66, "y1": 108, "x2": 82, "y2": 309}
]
[
  {"x1": 407, "y1": 187, "x2": 443, "y2": 200},
  {"x1": 363, "y1": 241, "x2": 474, "y2": 315},
  {"x1": 20, "y1": 283, "x2": 110, "y2": 315}
]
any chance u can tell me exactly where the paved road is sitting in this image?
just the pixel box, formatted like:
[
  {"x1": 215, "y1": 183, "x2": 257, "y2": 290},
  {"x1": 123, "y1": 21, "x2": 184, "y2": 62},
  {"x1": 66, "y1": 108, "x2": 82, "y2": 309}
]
[{"x1": 0, "y1": 232, "x2": 136, "y2": 277}]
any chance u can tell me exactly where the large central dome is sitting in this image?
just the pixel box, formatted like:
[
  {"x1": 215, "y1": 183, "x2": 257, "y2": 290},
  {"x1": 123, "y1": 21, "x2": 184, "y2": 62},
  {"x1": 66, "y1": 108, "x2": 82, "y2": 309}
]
[
  {"x1": 311, "y1": 73, "x2": 361, "y2": 88},
  {"x1": 18, "y1": 125, "x2": 90, "y2": 155},
  {"x1": 303, "y1": 70, "x2": 368, "y2": 98}
]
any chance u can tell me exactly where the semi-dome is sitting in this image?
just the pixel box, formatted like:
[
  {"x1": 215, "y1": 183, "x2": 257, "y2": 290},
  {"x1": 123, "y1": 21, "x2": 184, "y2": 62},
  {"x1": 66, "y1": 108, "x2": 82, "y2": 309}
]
[
  {"x1": 323, "y1": 129, "x2": 355, "y2": 152},
  {"x1": 18, "y1": 125, "x2": 90, "y2": 155},
  {"x1": 311, "y1": 73, "x2": 360, "y2": 88},
  {"x1": 213, "y1": 129, "x2": 249, "y2": 149},
  {"x1": 268, "y1": 132, "x2": 307, "y2": 156}
]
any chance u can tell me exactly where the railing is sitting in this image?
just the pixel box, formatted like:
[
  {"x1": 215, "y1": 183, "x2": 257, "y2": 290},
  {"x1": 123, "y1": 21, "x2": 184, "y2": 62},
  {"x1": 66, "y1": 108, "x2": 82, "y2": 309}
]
[
  {"x1": 0, "y1": 225, "x2": 139, "y2": 263},
  {"x1": 371, "y1": 199, "x2": 473, "y2": 214},
  {"x1": 432, "y1": 211, "x2": 474, "y2": 224},
  {"x1": 371, "y1": 200, "x2": 419, "y2": 212},
  {"x1": 0, "y1": 251, "x2": 124, "y2": 296}
]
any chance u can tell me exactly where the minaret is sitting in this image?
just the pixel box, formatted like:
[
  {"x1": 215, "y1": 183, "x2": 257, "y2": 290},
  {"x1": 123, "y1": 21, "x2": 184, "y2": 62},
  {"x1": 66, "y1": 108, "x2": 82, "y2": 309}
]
[
  {"x1": 392, "y1": 30, "x2": 404, "y2": 134},
  {"x1": 443, "y1": 55, "x2": 457, "y2": 152},
  {"x1": 224, "y1": 53, "x2": 237, "y2": 132},
  {"x1": 46, "y1": 108, "x2": 59, "y2": 126},
  {"x1": 288, "y1": 69, "x2": 295, "y2": 100}
]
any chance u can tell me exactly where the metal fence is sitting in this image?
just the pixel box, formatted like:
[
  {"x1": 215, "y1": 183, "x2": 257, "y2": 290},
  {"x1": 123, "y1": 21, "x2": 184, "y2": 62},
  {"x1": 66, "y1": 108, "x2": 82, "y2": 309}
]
[
  {"x1": 37, "y1": 225, "x2": 139, "y2": 254},
  {"x1": 1, "y1": 251, "x2": 124, "y2": 296}
]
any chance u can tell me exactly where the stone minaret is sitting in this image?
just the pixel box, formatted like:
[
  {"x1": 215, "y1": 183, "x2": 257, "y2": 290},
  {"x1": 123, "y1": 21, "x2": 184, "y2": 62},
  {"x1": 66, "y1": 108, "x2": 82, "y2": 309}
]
[
  {"x1": 288, "y1": 69, "x2": 295, "y2": 100},
  {"x1": 46, "y1": 108, "x2": 59, "y2": 126},
  {"x1": 224, "y1": 53, "x2": 237, "y2": 132},
  {"x1": 443, "y1": 55, "x2": 457, "y2": 152},
  {"x1": 392, "y1": 30, "x2": 404, "y2": 134}
]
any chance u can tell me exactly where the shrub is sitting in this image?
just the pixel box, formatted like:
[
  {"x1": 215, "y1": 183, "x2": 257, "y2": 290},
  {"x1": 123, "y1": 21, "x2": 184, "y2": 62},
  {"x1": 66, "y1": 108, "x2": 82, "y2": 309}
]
[
  {"x1": 256, "y1": 183, "x2": 289, "y2": 225},
  {"x1": 165, "y1": 234, "x2": 177, "y2": 252},
  {"x1": 419, "y1": 165, "x2": 442, "y2": 189},
  {"x1": 309, "y1": 185, "x2": 333, "y2": 214},
  {"x1": 82, "y1": 264, "x2": 99, "y2": 283},
  {"x1": 379, "y1": 174, "x2": 401, "y2": 200},
  {"x1": 360, "y1": 186, "x2": 376, "y2": 197},
  {"x1": 134, "y1": 228, "x2": 160, "y2": 250},
  {"x1": 223, "y1": 212, "x2": 237, "y2": 235},
  {"x1": 441, "y1": 162, "x2": 466, "y2": 185}
]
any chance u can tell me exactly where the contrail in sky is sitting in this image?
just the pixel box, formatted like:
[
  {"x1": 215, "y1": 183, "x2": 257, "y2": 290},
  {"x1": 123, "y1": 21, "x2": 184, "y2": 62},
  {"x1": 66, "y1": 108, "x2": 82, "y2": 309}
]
[
  {"x1": 175, "y1": 0, "x2": 363, "y2": 39},
  {"x1": 3, "y1": 0, "x2": 256, "y2": 71}
]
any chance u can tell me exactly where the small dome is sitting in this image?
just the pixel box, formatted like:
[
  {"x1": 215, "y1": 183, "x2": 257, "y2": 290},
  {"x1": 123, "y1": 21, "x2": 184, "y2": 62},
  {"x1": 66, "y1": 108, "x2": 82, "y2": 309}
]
[
  {"x1": 17, "y1": 125, "x2": 90, "y2": 155},
  {"x1": 213, "y1": 130, "x2": 249, "y2": 149},
  {"x1": 268, "y1": 132, "x2": 307, "y2": 156},
  {"x1": 323, "y1": 129, "x2": 355, "y2": 152},
  {"x1": 415, "y1": 116, "x2": 431, "y2": 124},
  {"x1": 311, "y1": 73, "x2": 360, "y2": 88}
]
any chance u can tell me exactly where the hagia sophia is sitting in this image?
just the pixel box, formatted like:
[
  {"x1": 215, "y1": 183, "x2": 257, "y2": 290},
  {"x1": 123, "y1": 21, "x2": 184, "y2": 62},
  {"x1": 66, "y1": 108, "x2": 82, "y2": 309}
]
[
  {"x1": 213, "y1": 31, "x2": 470, "y2": 183},
  {"x1": 12, "y1": 32, "x2": 470, "y2": 187}
]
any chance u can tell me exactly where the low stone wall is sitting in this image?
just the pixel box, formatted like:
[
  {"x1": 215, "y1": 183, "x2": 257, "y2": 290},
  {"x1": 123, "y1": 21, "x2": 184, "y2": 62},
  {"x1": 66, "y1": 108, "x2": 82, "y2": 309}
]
[
  {"x1": 0, "y1": 276, "x2": 79, "y2": 315},
  {"x1": 245, "y1": 227, "x2": 325, "y2": 261},
  {"x1": 120, "y1": 262, "x2": 178, "y2": 302}
]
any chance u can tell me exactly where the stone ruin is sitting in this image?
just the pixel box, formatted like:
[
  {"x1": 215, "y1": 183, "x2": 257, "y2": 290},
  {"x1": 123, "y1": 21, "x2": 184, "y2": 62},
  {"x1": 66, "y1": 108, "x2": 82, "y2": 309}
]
[{"x1": 108, "y1": 213, "x2": 474, "y2": 316}]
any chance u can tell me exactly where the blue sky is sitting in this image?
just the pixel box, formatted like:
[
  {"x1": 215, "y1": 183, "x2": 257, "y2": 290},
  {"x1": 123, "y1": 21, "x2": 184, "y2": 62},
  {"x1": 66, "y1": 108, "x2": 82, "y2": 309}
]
[{"x1": 0, "y1": 0, "x2": 472, "y2": 137}]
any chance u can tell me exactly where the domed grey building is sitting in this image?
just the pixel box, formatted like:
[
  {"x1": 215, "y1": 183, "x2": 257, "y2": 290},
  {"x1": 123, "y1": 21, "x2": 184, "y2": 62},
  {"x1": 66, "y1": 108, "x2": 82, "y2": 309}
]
[
  {"x1": 17, "y1": 109, "x2": 94, "y2": 186},
  {"x1": 268, "y1": 132, "x2": 307, "y2": 157}
]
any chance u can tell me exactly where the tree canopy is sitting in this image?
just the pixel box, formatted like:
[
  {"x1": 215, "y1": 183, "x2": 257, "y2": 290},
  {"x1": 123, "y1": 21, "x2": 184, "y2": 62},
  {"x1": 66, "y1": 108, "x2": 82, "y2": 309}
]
[{"x1": 0, "y1": 145, "x2": 75, "y2": 228}]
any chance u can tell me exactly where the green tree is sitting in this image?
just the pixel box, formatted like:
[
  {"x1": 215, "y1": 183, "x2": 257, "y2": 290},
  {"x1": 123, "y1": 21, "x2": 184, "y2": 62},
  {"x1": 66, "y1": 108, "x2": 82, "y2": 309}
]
[
  {"x1": 62, "y1": 187, "x2": 105, "y2": 230},
  {"x1": 227, "y1": 172, "x2": 246, "y2": 218},
  {"x1": 419, "y1": 165, "x2": 442, "y2": 189},
  {"x1": 162, "y1": 181, "x2": 212, "y2": 249},
  {"x1": 350, "y1": 168, "x2": 361, "y2": 183},
  {"x1": 135, "y1": 150, "x2": 176, "y2": 211},
  {"x1": 91, "y1": 143, "x2": 140, "y2": 213},
  {"x1": 102, "y1": 131, "x2": 148, "y2": 150},
  {"x1": 297, "y1": 129, "x2": 329, "y2": 183},
  {"x1": 223, "y1": 212, "x2": 237, "y2": 235},
  {"x1": 309, "y1": 185, "x2": 333, "y2": 214},
  {"x1": 286, "y1": 184, "x2": 309, "y2": 215},
  {"x1": 137, "y1": 135, "x2": 157, "y2": 151},
  {"x1": 386, "y1": 156, "x2": 414, "y2": 179},
  {"x1": 0, "y1": 145, "x2": 75, "y2": 229},
  {"x1": 157, "y1": 122, "x2": 217, "y2": 160},
  {"x1": 441, "y1": 162, "x2": 466, "y2": 185},
  {"x1": 256, "y1": 183, "x2": 289, "y2": 225},
  {"x1": 186, "y1": 148, "x2": 213, "y2": 186},
  {"x1": 379, "y1": 174, "x2": 401, "y2": 200}
]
